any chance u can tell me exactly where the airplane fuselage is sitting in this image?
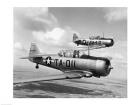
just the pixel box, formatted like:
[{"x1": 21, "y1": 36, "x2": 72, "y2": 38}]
[
  {"x1": 29, "y1": 55, "x2": 112, "y2": 77},
  {"x1": 74, "y1": 38, "x2": 114, "y2": 47}
]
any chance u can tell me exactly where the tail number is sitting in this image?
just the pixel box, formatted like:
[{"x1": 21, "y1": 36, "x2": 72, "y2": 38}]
[
  {"x1": 55, "y1": 59, "x2": 76, "y2": 68},
  {"x1": 66, "y1": 60, "x2": 76, "y2": 68}
]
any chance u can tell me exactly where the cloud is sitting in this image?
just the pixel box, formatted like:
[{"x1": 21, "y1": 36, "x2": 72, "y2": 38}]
[
  {"x1": 32, "y1": 27, "x2": 78, "y2": 48},
  {"x1": 90, "y1": 50, "x2": 124, "y2": 61},
  {"x1": 14, "y1": 7, "x2": 79, "y2": 53},
  {"x1": 22, "y1": 7, "x2": 48, "y2": 17},
  {"x1": 89, "y1": 40, "x2": 127, "y2": 64},
  {"x1": 14, "y1": 7, "x2": 58, "y2": 31},
  {"x1": 104, "y1": 8, "x2": 127, "y2": 22},
  {"x1": 14, "y1": 42, "x2": 30, "y2": 66},
  {"x1": 14, "y1": 42, "x2": 23, "y2": 50},
  {"x1": 32, "y1": 28, "x2": 65, "y2": 45},
  {"x1": 14, "y1": 42, "x2": 26, "y2": 52}
]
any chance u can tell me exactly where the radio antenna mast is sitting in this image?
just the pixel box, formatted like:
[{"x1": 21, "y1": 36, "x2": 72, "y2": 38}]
[
  {"x1": 102, "y1": 32, "x2": 104, "y2": 38},
  {"x1": 88, "y1": 43, "x2": 90, "y2": 56}
]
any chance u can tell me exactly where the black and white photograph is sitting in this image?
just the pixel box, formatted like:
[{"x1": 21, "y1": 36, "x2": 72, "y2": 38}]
[{"x1": 13, "y1": 7, "x2": 127, "y2": 98}]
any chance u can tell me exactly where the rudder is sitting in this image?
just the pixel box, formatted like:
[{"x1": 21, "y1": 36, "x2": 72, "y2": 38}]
[
  {"x1": 73, "y1": 33, "x2": 78, "y2": 42},
  {"x1": 29, "y1": 43, "x2": 40, "y2": 56}
]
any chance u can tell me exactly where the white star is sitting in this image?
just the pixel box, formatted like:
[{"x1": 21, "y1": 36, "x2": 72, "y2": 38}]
[{"x1": 46, "y1": 58, "x2": 51, "y2": 64}]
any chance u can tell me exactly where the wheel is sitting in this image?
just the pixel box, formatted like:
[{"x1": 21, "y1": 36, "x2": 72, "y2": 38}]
[
  {"x1": 35, "y1": 64, "x2": 39, "y2": 69},
  {"x1": 66, "y1": 76, "x2": 70, "y2": 79},
  {"x1": 36, "y1": 65, "x2": 39, "y2": 69}
]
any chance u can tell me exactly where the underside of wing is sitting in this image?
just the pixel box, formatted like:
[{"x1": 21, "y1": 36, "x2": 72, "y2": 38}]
[
  {"x1": 14, "y1": 72, "x2": 83, "y2": 85},
  {"x1": 89, "y1": 45, "x2": 106, "y2": 49},
  {"x1": 76, "y1": 45, "x2": 106, "y2": 51}
]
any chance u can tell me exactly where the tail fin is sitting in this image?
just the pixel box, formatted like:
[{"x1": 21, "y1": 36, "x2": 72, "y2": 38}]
[
  {"x1": 73, "y1": 33, "x2": 78, "y2": 42},
  {"x1": 105, "y1": 56, "x2": 112, "y2": 60},
  {"x1": 29, "y1": 43, "x2": 41, "y2": 57}
]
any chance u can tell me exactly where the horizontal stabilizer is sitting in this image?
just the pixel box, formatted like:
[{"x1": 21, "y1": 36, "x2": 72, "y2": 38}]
[
  {"x1": 105, "y1": 56, "x2": 112, "y2": 60},
  {"x1": 20, "y1": 57, "x2": 29, "y2": 59}
]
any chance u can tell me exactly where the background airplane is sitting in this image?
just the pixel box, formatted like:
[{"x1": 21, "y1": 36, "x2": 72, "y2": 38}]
[
  {"x1": 14, "y1": 43, "x2": 113, "y2": 84},
  {"x1": 73, "y1": 33, "x2": 114, "y2": 48}
]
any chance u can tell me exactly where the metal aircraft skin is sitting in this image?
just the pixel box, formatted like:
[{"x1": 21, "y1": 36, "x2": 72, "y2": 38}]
[
  {"x1": 73, "y1": 33, "x2": 114, "y2": 48},
  {"x1": 14, "y1": 43, "x2": 113, "y2": 84}
]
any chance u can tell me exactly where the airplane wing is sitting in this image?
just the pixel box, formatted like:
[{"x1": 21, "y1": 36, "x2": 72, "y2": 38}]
[
  {"x1": 14, "y1": 72, "x2": 83, "y2": 85},
  {"x1": 76, "y1": 45, "x2": 106, "y2": 51},
  {"x1": 89, "y1": 45, "x2": 106, "y2": 49}
]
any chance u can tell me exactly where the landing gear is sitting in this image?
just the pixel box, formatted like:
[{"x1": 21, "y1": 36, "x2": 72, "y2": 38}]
[{"x1": 35, "y1": 64, "x2": 39, "y2": 69}]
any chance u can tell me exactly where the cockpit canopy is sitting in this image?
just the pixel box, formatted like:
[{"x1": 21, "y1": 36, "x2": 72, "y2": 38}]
[
  {"x1": 58, "y1": 49, "x2": 83, "y2": 58},
  {"x1": 89, "y1": 36, "x2": 101, "y2": 39},
  {"x1": 89, "y1": 35, "x2": 101, "y2": 40}
]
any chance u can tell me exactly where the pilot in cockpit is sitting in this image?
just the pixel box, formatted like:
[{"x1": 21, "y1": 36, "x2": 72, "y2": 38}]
[
  {"x1": 73, "y1": 50, "x2": 80, "y2": 58},
  {"x1": 58, "y1": 49, "x2": 81, "y2": 58},
  {"x1": 89, "y1": 35, "x2": 100, "y2": 40}
]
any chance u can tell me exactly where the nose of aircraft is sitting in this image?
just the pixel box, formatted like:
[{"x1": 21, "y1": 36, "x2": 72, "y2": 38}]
[
  {"x1": 110, "y1": 39, "x2": 114, "y2": 46},
  {"x1": 105, "y1": 59, "x2": 113, "y2": 75},
  {"x1": 105, "y1": 39, "x2": 114, "y2": 47}
]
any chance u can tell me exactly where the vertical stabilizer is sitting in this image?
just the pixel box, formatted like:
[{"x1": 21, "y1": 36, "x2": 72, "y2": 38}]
[
  {"x1": 29, "y1": 43, "x2": 40, "y2": 57},
  {"x1": 73, "y1": 33, "x2": 78, "y2": 42}
]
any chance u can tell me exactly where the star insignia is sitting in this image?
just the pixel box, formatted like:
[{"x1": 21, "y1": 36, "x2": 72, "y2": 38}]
[
  {"x1": 45, "y1": 57, "x2": 52, "y2": 65},
  {"x1": 46, "y1": 58, "x2": 51, "y2": 64}
]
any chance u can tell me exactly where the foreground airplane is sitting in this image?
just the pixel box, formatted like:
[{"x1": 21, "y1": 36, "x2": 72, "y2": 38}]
[
  {"x1": 73, "y1": 33, "x2": 114, "y2": 48},
  {"x1": 14, "y1": 43, "x2": 113, "y2": 84}
]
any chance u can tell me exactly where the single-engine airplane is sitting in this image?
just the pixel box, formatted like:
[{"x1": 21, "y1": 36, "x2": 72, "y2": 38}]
[
  {"x1": 73, "y1": 33, "x2": 114, "y2": 48},
  {"x1": 14, "y1": 43, "x2": 113, "y2": 84}
]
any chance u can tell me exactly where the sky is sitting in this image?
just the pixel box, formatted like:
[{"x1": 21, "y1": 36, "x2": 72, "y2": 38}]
[{"x1": 13, "y1": 7, "x2": 127, "y2": 80}]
